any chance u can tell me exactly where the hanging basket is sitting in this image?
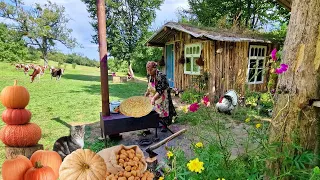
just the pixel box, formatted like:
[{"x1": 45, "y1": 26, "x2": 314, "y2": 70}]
[
  {"x1": 196, "y1": 50, "x2": 204, "y2": 66},
  {"x1": 158, "y1": 56, "x2": 165, "y2": 66}
]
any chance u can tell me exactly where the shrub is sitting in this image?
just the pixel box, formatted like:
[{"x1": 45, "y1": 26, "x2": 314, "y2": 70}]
[{"x1": 72, "y1": 63, "x2": 76, "y2": 69}]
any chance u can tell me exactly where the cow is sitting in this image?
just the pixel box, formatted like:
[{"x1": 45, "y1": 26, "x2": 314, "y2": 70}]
[
  {"x1": 15, "y1": 64, "x2": 24, "y2": 70},
  {"x1": 29, "y1": 66, "x2": 45, "y2": 83},
  {"x1": 23, "y1": 65, "x2": 30, "y2": 75},
  {"x1": 50, "y1": 67, "x2": 64, "y2": 80}
]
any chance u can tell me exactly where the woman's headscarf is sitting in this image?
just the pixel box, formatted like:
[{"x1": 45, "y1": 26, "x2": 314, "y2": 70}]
[{"x1": 146, "y1": 61, "x2": 158, "y2": 69}]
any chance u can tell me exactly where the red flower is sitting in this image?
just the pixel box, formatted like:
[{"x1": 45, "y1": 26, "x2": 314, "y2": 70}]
[
  {"x1": 202, "y1": 96, "x2": 210, "y2": 106},
  {"x1": 189, "y1": 103, "x2": 200, "y2": 112}
]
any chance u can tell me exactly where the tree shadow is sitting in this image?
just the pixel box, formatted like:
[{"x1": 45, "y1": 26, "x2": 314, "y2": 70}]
[
  {"x1": 63, "y1": 74, "x2": 112, "y2": 82},
  {"x1": 69, "y1": 82, "x2": 147, "y2": 100},
  {"x1": 51, "y1": 117, "x2": 71, "y2": 128}
]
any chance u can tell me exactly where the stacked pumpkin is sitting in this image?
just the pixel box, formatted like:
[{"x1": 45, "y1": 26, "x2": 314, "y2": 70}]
[
  {"x1": 0, "y1": 80, "x2": 42, "y2": 147},
  {"x1": 2, "y1": 150, "x2": 62, "y2": 180}
]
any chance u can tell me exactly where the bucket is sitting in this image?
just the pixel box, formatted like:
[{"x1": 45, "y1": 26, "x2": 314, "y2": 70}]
[
  {"x1": 224, "y1": 90, "x2": 238, "y2": 106},
  {"x1": 109, "y1": 101, "x2": 121, "y2": 113}
]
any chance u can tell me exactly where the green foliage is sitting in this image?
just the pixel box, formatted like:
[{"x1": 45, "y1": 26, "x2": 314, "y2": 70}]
[
  {"x1": 82, "y1": 0, "x2": 163, "y2": 68},
  {"x1": 107, "y1": 57, "x2": 128, "y2": 73},
  {"x1": 0, "y1": 0, "x2": 78, "y2": 65},
  {"x1": 180, "y1": 88, "x2": 205, "y2": 104},
  {"x1": 72, "y1": 63, "x2": 76, "y2": 69},
  {"x1": 179, "y1": 0, "x2": 290, "y2": 31},
  {"x1": 131, "y1": 31, "x2": 163, "y2": 75},
  {"x1": 0, "y1": 23, "x2": 28, "y2": 62},
  {"x1": 164, "y1": 105, "x2": 318, "y2": 180}
]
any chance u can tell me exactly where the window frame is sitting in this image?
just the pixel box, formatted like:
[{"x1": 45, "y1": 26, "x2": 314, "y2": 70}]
[
  {"x1": 184, "y1": 43, "x2": 202, "y2": 75},
  {"x1": 246, "y1": 45, "x2": 267, "y2": 84}
]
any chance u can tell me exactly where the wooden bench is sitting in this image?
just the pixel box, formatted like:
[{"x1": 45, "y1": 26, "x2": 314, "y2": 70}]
[{"x1": 112, "y1": 76, "x2": 127, "y2": 83}]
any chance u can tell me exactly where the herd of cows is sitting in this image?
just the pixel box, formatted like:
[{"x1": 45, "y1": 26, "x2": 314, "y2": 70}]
[{"x1": 14, "y1": 63, "x2": 64, "y2": 83}]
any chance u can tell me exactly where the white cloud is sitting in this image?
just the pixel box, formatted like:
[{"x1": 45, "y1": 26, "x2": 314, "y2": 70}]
[{"x1": 1, "y1": 0, "x2": 189, "y2": 60}]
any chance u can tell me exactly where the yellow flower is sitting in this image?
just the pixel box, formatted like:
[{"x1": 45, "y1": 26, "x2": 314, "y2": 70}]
[
  {"x1": 158, "y1": 177, "x2": 164, "y2": 180},
  {"x1": 256, "y1": 123, "x2": 262, "y2": 128},
  {"x1": 187, "y1": 158, "x2": 204, "y2": 173},
  {"x1": 195, "y1": 142, "x2": 203, "y2": 148},
  {"x1": 166, "y1": 151, "x2": 174, "y2": 159},
  {"x1": 217, "y1": 178, "x2": 225, "y2": 180},
  {"x1": 245, "y1": 118, "x2": 250, "y2": 123},
  {"x1": 181, "y1": 105, "x2": 189, "y2": 113}
]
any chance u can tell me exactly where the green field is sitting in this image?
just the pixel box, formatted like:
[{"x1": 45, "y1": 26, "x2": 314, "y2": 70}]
[{"x1": 0, "y1": 61, "x2": 147, "y2": 177}]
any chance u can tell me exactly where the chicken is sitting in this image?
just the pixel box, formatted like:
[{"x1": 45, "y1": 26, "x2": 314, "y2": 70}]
[{"x1": 216, "y1": 95, "x2": 235, "y2": 115}]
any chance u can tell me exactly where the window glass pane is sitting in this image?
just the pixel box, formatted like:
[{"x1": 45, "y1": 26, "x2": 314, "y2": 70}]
[
  {"x1": 258, "y1": 48, "x2": 262, "y2": 56},
  {"x1": 196, "y1": 46, "x2": 200, "y2": 54},
  {"x1": 249, "y1": 59, "x2": 257, "y2": 68},
  {"x1": 193, "y1": 47, "x2": 196, "y2": 54},
  {"x1": 193, "y1": 57, "x2": 199, "y2": 73},
  {"x1": 262, "y1": 48, "x2": 265, "y2": 56},
  {"x1": 251, "y1": 48, "x2": 254, "y2": 56},
  {"x1": 258, "y1": 59, "x2": 264, "y2": 68},
  {"x1": 255, "y1": 48, "x2": 258, "y2": 56},
  {"x1": 185, "y1": 57, "x2": 191, "y2": 72},
  {"x1": 248, "y1": 69, "x2": 256, "y2": 82},
  {"x1": 186, "y1": 47, "x2": 189, "y2": 54},
  {"x1": 256, "y1": 69, "x2": 263, "y2": 81}
]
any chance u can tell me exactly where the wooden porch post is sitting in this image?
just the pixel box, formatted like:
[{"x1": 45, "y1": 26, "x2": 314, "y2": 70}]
[{"x1": 97, "y1": 0, "x2": 110, "y2": 117}]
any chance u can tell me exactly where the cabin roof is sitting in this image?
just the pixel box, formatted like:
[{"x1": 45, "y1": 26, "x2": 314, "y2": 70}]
[
  {"x1": 276, "y1": 0, "x2": 292, "y2": 11},
  {"x1": 146, "y1": 22, "x2": 277, "y2": 47}
]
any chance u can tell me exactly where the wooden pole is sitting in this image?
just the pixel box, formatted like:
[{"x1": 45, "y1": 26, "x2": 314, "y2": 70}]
[{"x1": 97, "y1": 0, "x2": 110, "y2": 117}]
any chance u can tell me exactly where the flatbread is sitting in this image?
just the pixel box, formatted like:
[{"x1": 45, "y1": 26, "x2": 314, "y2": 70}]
[{"x1": 119, "y1": 96, "x2": 153, "y2": 118}]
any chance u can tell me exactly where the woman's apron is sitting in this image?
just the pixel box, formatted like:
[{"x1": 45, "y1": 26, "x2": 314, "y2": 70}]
[{"x1": 147, "y1": 81, "x2": 169, "y2": 118}]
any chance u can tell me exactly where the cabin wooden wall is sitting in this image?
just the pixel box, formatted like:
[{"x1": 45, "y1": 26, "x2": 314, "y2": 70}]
[{"x1": 164, "y1": 31, "x2": 272, "y2": 101}]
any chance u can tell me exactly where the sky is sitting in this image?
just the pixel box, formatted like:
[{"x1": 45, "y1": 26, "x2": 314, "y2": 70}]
[{"x1": 0, "y1": 0, "x2": 189, "y2": 61}]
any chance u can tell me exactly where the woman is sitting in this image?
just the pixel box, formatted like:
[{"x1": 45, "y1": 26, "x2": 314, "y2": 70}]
[{"x1": 144, "y1": 61, "x2": 177, "y2": 132}]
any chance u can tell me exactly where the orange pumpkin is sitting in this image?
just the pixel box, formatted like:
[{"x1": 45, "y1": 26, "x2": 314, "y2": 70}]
[
  {"x1": 30, "y1": 150, "x2": 62, "y2": 179},
  {"x1": 2, "y1": 155, "x2": 33, "y2": 180},
  {"x1": 0, "y1": 123, "x2": 42, "y2": 147},
  {"x1": 0, "y1": 80, "x2": 30, "y2": 109},
  {"x1": 24, "y1": 161, "x2": 56, "y2": 180},
  {"x1": 2, "y1": 108, "x2": 32, "y2": 125}
]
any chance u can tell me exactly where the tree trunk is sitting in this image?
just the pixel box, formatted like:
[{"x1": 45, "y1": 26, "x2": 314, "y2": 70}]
[
  {"x1": 42, "y1": 51, "x2": 48, "y2": 66},
  {"x1": 268, "y1": 0, "x2": 320, "y2": 176},
  {"x1": 128, "y1": 60, "x2": 135, "y2": 79}
]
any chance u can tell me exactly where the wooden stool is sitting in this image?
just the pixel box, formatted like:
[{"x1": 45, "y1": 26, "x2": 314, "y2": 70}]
[{"x1": 5, "y1": 144, "x2": 44, "y2": 159}]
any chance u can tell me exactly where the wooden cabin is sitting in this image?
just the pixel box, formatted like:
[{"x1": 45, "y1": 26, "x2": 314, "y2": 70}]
[{"x1": 146, "y1": 22, "x2": 279, "y2": 99}]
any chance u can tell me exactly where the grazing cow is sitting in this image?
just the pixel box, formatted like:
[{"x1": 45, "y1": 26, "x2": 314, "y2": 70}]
[
  {"x1": 15, "y1": 63, "x2": 24, "y2": 70},
  {"x1": 23, "y1": 65, "x2": 30, "y2": 75},
  {"x1": 29, "y1": 66, "x2": 43, "y2": 83},
  {"x1": 50, "y1": 67, "x2": 64, "y2": 80}
]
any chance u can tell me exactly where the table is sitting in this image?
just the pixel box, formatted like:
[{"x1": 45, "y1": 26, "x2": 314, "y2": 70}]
[{"x1": 100, "y1": 111, "x2": 160, "y2": 146}]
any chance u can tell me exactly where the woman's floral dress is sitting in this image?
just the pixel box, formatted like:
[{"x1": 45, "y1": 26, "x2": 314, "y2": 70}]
[{"x1": 146, "y1": 70, "x2": 177, "y2": 125}]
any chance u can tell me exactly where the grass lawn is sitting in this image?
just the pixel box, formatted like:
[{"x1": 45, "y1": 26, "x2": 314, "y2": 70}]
[{"x1": 0, "y1": 61, "x2": 147, "y2": 177}]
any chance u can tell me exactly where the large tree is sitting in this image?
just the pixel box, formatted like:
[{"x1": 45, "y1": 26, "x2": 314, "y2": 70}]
[
  {"x1": 82, "y1": 0, "x2": 163, "y2": 78},
  {"x1": 268, "y1": 0, "x2": 320, "y2": 176},
  {"x1": 180, "y1": 0, "x2": 290, "y2": 30},
  {"x1": 0, "y1": 0, "x2": 78, "y2": 65}
]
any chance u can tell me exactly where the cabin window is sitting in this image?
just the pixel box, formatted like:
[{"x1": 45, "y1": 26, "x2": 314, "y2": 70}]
[
  {"x1": 184, "y1": 43, "x2": 201, "y2": 75},
  {"x1": 247, "y1": 45, "x2": 267, "y2": 84}
]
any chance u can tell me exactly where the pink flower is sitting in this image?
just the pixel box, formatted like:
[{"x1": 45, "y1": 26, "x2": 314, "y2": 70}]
[
  {"x1": 189, "y1": 103, "x2": 200, "y2": 112},
  {"x1": 275, "y1": 63, "x2": 288, "y2": 74},
  {"x1": 112, "y1": 72, "x2": 116, "y2": 77},
  {"x1": 201, "y1": 96, "x2": 210, "y2": 106},
  {"x1": 164, "y1": 111, "x2": 169, "y2": 117},
  {"x1": 280, "y1": 63, "x2": 288, "y2": 71},
  {"x1": 271, "y1": 48, "x2": 277, "y2": 61}
]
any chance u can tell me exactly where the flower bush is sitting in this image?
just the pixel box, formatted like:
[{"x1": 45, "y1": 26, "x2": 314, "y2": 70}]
[{"x1": 159, "y1": 49, "x2": 318, "y2": 179}]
